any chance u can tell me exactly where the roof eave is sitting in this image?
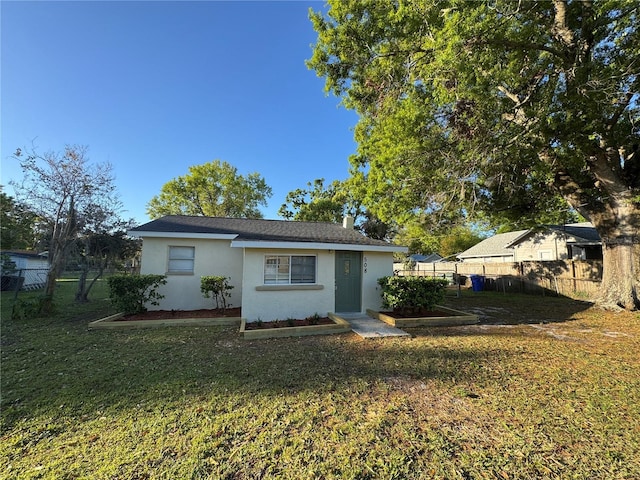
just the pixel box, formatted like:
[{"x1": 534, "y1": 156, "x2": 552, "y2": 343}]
[
  {"x1": 457, "y1": 253, "x2": 515, "y2": 259},
  {"x1": 231, "y1": 239, "x2": 408, "y2": 253},
  {"x1": 127, "y1": 230, "x2": 238, "y2": 240},
  {"x1": 504, "y1": 229, "x2": 534, "y2": 248}
]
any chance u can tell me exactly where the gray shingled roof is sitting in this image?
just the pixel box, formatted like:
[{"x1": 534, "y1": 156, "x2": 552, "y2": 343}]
[
  {"x1": 457, "y1": 230, "x2": 526, "y2": 259},
  {"x1": 1, "y1": 250, "x2": 48, "y2": 259},
  {"x1": 130, "y1": 215, "x2": 396, "y2": 247},
  {"x1": 503, "y1": 222, "x2": 601, "y2": 247},
  {"x1": 410, "y1": 253, "x2": 443, "y2": 262},
  {"x1": 548, "y1": 222, "x2": 601, "y2": 244}
]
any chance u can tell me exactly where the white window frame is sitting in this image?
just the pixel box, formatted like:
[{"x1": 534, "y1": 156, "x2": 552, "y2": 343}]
[
  {"x1": 263, "y1": 255, "x2": 317, "y2": 285},
  {"x1": 167, "y1": 246, "x2": 195, "y2": 275},
  {"x1": 538, "y1": 249, "x2": 554, "y2": 261}
]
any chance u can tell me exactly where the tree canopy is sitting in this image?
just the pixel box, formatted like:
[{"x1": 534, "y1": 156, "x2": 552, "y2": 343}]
[
  {"x1": 279, "y1": 178, "x2": 393, "y2": 240},
  {"x1": 309, "y1": 0, "x2": 639, "y2": 309},
  {"x1": 279, "y1": 178, "x2": 351, "y2": 223},
  {"x1": 0, "y1": 187, "x2": 39, "y2": 250},
  {"x1": 147, "y1": 160, "x2": 272, "y2": 219}
]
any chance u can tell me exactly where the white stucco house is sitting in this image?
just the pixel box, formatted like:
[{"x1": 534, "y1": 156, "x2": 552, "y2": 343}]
[{"x1": 128, "y1": 215, "x2": 407, "y2": 322}]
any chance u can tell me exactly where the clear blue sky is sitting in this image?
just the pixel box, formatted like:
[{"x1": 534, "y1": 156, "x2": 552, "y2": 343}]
[{"x1": 1, "y1": 0, "x2": 359, "y2": 224}]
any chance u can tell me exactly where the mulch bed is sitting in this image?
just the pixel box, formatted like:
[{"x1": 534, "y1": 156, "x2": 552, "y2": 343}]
[
  {"x1": 243, "y1": 317, "x2": 334, "y2": 330},
  {"x1": 117, "y1": 307, "x2": 242, "y2": 321},
  {"x1": 381, "y1": 309, "x2": 454, "y2": 319}
]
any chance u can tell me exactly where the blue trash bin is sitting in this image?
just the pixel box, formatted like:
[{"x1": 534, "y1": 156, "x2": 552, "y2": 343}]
[{"x1": 470, "y1": 274, "x2": 484, "y2": 292}]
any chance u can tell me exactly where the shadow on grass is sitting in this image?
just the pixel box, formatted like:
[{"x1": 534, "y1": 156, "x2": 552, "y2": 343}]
[
  {"x1": 1, "y1": 291, "x2": 597, "y2": 432},
  {"x1": 1, "y1": 319, "x2": 507, "y2": 430},
  {"x1": 443, "y1": 290, "x2": 594, "y2": 325}
]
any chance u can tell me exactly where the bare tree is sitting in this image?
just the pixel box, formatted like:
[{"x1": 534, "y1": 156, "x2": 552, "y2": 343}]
[{"x1": 11, "y1": 145, "x2": 120, "y2": 315}]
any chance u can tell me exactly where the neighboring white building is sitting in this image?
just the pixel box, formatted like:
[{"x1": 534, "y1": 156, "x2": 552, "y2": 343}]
[
  {"x1": 1, "y1": 250, "x2": 49, "y2": 290},
  {"x1": 457, "y1": 223, "x2": 602, "y2": 263},
  {"x1": 129, "y1": 215, "x2": 407, "y2": 322}
]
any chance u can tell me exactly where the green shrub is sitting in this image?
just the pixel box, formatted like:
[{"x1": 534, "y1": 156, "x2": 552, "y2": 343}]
[
  {"x1": 107, "y1": 274, "x2": 167, "y2": 315},
  {"x1": 1, "y1": 253, "x2": 17, "y2": 275},
  {"x1": 11, "y1": 296, "x2": 54, "y2": 320},
  {"x1": 200, "y1": 276, "x2": 234, "y2": 312},
  {"x1": 377, "y1": 276, "x2": 449, "y2": 314},
  {"x1": 306, "y1": 312, "x2": 322, "y2": 325}
]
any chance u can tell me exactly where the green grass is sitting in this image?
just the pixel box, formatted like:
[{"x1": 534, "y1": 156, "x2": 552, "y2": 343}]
[{"x1": 2, "y1": 285, "x2": 640, "y2": 479}]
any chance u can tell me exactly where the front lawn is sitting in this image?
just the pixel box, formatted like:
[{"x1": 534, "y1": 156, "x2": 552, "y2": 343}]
[{"x1": 1, "y1": 285, "x2": 639, "y2": 479}]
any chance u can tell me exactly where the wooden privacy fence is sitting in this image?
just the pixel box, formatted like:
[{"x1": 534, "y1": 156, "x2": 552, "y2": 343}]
[{"x1": 393, "y1": 260, "x2": 602, "y2": 300}]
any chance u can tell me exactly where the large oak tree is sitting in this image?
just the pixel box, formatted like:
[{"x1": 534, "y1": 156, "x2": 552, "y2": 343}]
[
  {"x1": 279, "y1": 178, "x2": 353, "y2": 223},
  {"x1": 147, "y1": 160, "x2": 272, "y2": 219},
  {"x1": 279, "y1": 178, "x2": 393, "y2": 240},
  {"x1": 309, "y1": 0, "x2": 639, "y2": 309}
]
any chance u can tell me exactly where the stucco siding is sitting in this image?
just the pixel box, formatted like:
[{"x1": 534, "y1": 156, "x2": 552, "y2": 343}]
[
  {"x1": 361, "y1": 252, "x2": 393, "y2": 312},
  {"x1": 241, "y1": 249, "x2": 392, "y2": 321},
  {"x1": 139, "y1": 237, "x2": 243, "y2": 311},
  {"x1": 138, "y1": 236, "x2": 397, "y2": 318},
  {"x1": 241, "y1": 248, "x2": 334, "y2": 322}
]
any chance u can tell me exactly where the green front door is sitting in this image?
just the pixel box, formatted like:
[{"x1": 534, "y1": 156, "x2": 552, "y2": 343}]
[{"x1": 335, "y1": 251, "x2": 362, "y2": 312}]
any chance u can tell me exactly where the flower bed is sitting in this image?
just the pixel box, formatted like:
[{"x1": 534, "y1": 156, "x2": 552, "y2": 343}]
[
  {"x1": 366, "y1": 306, "x2": 479, "y2": 328},
  {"x1": 240, "y1": 313, "x2": 351, "y2": 340}
]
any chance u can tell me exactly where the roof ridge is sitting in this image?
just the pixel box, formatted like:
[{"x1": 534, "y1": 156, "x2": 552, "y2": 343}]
[{"x1": 160, "y1": 214, "x2": 340, "y2": 226}]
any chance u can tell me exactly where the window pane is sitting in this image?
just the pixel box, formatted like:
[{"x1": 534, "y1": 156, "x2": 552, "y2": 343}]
[
  {"x1": 168, "y1": 259, "x2": 194, "y2": 273},
  {"x1": 264, "y1": 256, "x2": 290, "y2": 284},
  {"x1": 169, "y1": 246, "x2": 194, "y2": 260},
  {"x1": 168, "y1": 246, "x2": 194, "y2": 273},
  {"x1": 291, "y1": 256, "x2": 315, "y2": 283},
  {"x1": 264, "y1": 255, "x2": 315, "y2": 284}
]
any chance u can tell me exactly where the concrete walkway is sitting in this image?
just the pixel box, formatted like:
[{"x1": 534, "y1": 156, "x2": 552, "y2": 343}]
[{"x1": 336, "y1": 313, "x2": 410, "y2": 339}]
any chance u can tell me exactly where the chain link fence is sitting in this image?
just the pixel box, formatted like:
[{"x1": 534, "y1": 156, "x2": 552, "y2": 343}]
[{"x1": 1, "y1": 268, "x2": 49, "y2": 293}]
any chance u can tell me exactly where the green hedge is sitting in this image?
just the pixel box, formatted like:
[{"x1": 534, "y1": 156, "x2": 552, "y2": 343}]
[
  {"x1": 377, "y1": 276, "x2": 449, "y2": 314},
  {"x1": 107, "y1": 274, "x2": 167, "y2": 315}
]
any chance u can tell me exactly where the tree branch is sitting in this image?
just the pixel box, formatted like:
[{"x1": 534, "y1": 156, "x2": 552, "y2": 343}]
[
  {"x1": 593, "y1": 4, "x2": 639, "y2": 30},
  {"x1": 587, "y1": 147, "x2": 628, "y2": 197},
  {"x1": 468, "y1": 38, "x2": 567, "y2": 61},
  {"x1": 606, "y1": 91, "x2": 634, "y2": 131},
  {"x1": 552, "y1": 0, "x2": 575, "y2": 46},
  {"x1": 553, "y1": 169, "x2": 594, "y2": 219}
]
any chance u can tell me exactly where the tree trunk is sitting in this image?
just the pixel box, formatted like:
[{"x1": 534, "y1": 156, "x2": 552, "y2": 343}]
[
  {"x1": 75, "y1": 267, "x2": 89, "y2": 303},
  {"x1": 599, "y1": 238, "x2": 640, "y2": 310},
  {"x1": 589, "y1": 192, "x2": 640, "y2": 310},
  {"x1": 558, "y1": 150, "x2": 640, "y2": 311},
  {"x1": 75, "y1": 260, "x2": 105, "y2": 304},
  {"x1": 40, "y1": 266, "x2": 58, "y2": 315}
]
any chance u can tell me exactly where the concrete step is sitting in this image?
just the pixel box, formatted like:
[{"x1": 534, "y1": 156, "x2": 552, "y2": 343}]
[{"x1": 336, "y1": 313, "x2": 410, "y2": 339}]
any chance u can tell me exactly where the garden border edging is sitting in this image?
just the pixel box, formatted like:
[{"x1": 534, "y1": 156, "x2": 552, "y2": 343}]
[
  {"x1": 89, "y1": 313, "x2": 242, "y2": 329},
  {"x1": 366, "y1": 306, "x2": 479, "y2": 327},
  {"x1": 240, "y1": 313, "x2": 351, "y2": 340}
]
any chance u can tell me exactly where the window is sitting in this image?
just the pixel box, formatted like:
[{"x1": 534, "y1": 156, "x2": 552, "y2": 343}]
[
  {"x1": 264, "y1": 255, "x2": 316, "y2": 284},
  {"x1": 538, "y1": 250, "x2": 553, "y2": 261},
  {"x1": 168, "y1": 246, "x2": 195, "y2": 274}
]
